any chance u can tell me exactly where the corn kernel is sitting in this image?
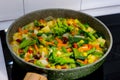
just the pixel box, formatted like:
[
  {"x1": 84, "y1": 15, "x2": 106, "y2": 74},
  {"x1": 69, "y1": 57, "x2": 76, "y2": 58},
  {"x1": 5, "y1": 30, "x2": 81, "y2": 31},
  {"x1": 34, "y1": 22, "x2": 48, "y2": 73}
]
[
  {"x1": 55, "y1": 65, "x2": 61, "y2": 69},
  {"x1": 83, "y1": 52, "x2": 88, "y2": 56},
  {"x1": 56, "y1": 51, "x2": 62, "y2": 56},
  {"x1": 88, "y1": 55, "x2": 97, "y2": 64}
]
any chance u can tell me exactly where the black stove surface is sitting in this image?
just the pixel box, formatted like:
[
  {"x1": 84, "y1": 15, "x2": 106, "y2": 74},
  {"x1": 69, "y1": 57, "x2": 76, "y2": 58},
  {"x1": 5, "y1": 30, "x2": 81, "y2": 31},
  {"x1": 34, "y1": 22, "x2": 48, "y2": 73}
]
[{"x1": 0, "y1": 13, "x2": 120, "y2": 80}]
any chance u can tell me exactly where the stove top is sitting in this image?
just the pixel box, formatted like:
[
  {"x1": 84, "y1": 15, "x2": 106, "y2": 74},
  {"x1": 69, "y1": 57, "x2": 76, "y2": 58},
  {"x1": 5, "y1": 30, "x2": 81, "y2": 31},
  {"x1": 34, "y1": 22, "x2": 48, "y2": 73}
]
[{"x1": 1, "y1": 13, "x2": 120, "y2": 80}]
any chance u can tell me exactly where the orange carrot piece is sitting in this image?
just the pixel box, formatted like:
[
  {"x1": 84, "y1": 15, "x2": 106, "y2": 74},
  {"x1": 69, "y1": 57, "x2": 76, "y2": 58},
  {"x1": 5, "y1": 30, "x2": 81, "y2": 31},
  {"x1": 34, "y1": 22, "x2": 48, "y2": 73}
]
[
  {"x1": 78, "y1": 44, "x2": 92, "y2": 52},
  {"x1": 18, "y1": 27, "x2": 28, "y2": 34},
  {"x1": 38, "y1": 37, "x2": 43, "y2": 41},
  {"x1": 88, "y1": 44, "x2": 93, "y2": 49},
  {"x1": 55, "y1": 37, "x2": 63, "y2": 43},
  {"x1": 77, "y1": 59, "x2": 88, "y2": 64},
  {"x1": 57, "y1": 43, "x2": 67, "y2": 48},
  {"x1": 95, "y1": 44, "x2": 102, "y2": 51},
  {"x1": 77, "y1": 59, "x2": 85, "y2": 64},
  {"x1": 34, "y1": 44, "x2": 39, "y2": 52},
  {"x1": 23, "y1": 29, "x2": 28, "y2": 34},
  {"x1": 55, "y1": 37, "x2": 69, "y2": 49},
  {"x1": 67, "y1": 48, "x2": 72, "y2": 52},
  {"x1": 84, "y1": 59, "x2": 88, "y2": 64},
  {"x1": 46, "y1": 41, "x2": 54, "y2": 45}
]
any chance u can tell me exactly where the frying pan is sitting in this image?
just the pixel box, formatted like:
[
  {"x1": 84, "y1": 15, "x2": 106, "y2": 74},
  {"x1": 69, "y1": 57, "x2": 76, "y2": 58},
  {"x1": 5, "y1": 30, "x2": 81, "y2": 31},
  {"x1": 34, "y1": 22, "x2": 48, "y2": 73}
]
[{"x1": 6, "y1": 9, "x2": 113, "y2": 80}]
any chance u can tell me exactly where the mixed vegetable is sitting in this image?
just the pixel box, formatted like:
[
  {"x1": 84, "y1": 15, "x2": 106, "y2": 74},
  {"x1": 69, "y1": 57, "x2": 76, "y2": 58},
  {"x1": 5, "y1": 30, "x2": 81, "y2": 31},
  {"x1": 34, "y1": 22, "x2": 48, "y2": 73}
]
[{"x1": 11, "y1": 17, "x2": 107, "y2": 69}]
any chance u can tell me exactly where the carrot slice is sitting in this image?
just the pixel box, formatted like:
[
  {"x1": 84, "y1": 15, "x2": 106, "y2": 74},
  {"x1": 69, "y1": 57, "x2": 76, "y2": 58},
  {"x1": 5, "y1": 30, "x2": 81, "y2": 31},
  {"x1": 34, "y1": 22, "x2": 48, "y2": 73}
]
[
  {"x1": 78, "y1": 44, "x2": 92, "y2": 52},
  {"x1": 67, "y1": 48, "x2": 72, "y2": 52},
  {"x1": 95, "y1": 44, "x2": 102, "y2": 51},
  {"x1": 77, "y1": 59, "x2": 88, "y2": 64},
  {"x1": 55, "y1": 37, "x2": 63, "y2": 43},
  {"x1": 34, "y1": 44, "x2": 39, "y2": 52},
  {"x1": 46, "y1": 41, "x2": 54, "y2": 46},
  {"x1": 57, "y1": 43, "x2": 67, "y2": 48}
]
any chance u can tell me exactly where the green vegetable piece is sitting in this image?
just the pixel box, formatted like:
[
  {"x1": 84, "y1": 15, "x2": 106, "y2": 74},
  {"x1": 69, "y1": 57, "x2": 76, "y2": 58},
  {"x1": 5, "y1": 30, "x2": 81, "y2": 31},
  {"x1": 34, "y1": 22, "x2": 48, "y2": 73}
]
[
  {"x1": 48, "y1": 52, "x2": 54, "y2": 62},
  {"x1": 29, "y1": 54, "x2": 33, "y2": 59},
  {"x1": 46, "y1": 34, "x2": 54, "y2": 42},
  {"x1": 20, "y1": 39, "x2": 31, "y2": 49},
  {"x1": 52, "y1": 18, "x2": 71, "y2": 35},
  {"x1": 41, "y1": 34, "x2": 48, "y2": 40},
  {"x1": 57, "y1": 18, "x2": 63, "y2": 27},
  {"x1": 61, "y1": 46, "x2": 67, "y2": 53},
  {"x1": 55, "y1": 57, "x2": 75, "y2": 65},
  {"x1": 69, "y1": 36, "x2": 82, "y2": 44},
  {"x1": 48, "y1": 47, "x2": 57, "y2": 62},
  {"x1": 32, "y1": 37, "x2": 40, "y2": 46},
  {"x1": 35, "y1": 60, "x2": 44, "y2": 67},
  {"x1": 35, "y1": 38, "x2": 40, "y2": 46},
  {"x1": 84, "y1": 23, "x2": 89, "y2": 28},
  {"x1": 70, "y1": 64, "x2": 76, "y2": 68},
  {"x1": 73, "y1": 48, "x2": 80, "y2": 59},
  {"x1": 61, "y1": 52, "x2": 73, "y2": 57},
  {"x1": 87, "y1": 47, "x2": 96, "y2": 54},
  {"x1": 94, "y1": 51, "x2": 103, "y2": 58},
  {"x1": 34, "y1": 20, "x2": 41, "y2": 26},
  {"x1": 67, "y1": 25, "x2": 74, "y2": 32},
  {"x1": 63, "y1": 19, "x2": 68, "y2": 26},
  {"x1": 87, "y1": 32, "x2": 96, "y2": 40},
  {"x1": 94, "y1": 32, "x2": 105, "y2": 38},
  {"x1": 39, "y1": 39, "x2": 46, "y2": 46},
  {"x1": 23, "y1": 46, "x2": 29, "y2": 53},
  {"x1": 97, "y1": 37, "x2": 106, "y2": 47},
  {"x1": 77, "y1": 39, "x2": 89, "y2": 47},
  {"x1": 78, "y1": 29, "x2": 96, "y2": 40},
  {"x1": 52, "y1": 24, "x2": 65, "y2": 35},
  {"x1": 73, "y1": 48, "x2": 86, "y2": 60},
  {"x1": 54, "y1": 40, "x2": 58, "y2": 45},
  {"x1": 49, "y1": 47, "x2": 75, "y2": 65},
  {"x1": 75, "y1": 19, "x2": 86, "y2": 30},
  {"x1": 37, "y1": 33, "x2": 42, "y2": 36},
  {"x1": 20, "y1": 39, "x2": 36, "y2": 49},
  {"x1": 62, "y1": 19, "x2": 73, "y2": 32},
  {"x1": 19, "y1": 53, "x2": 25, "y2": 58}
]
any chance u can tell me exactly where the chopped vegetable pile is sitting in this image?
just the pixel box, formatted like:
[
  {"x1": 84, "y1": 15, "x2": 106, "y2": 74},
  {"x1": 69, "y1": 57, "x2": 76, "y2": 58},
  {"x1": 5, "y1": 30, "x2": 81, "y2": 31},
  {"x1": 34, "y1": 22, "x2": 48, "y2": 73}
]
[{"x1": 11, "y1": 17, "x2": 107, "y2": 69}]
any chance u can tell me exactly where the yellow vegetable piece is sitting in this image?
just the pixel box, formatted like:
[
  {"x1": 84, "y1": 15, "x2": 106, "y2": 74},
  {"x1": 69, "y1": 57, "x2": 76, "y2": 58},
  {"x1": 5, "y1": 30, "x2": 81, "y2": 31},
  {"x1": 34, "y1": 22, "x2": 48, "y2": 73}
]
[
  {"x1": 41, "y1": 26, "x2": 50, "y2": 33},
  {"x1": 87, "y1": 54, "x2": 97, "y2": 64}
]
